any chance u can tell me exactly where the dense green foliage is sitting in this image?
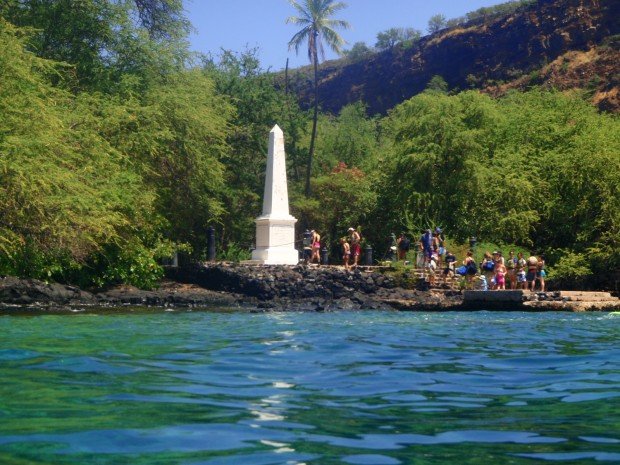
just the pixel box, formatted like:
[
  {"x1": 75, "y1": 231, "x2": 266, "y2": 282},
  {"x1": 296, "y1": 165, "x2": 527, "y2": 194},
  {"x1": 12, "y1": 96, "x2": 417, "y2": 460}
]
[
  {"x1": 375, "y1": 89, "x2": 619, "y2": 285},
  {"x1": 1, "y1": 1, "x2": 618, "y2": 289},
  {"x1": 375, "y1": 27, "x2": 421, "y2": 50}
]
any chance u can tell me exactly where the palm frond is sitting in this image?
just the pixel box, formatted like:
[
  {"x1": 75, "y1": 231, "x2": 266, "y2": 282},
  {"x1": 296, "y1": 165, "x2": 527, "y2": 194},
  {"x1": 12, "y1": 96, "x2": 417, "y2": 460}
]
[
  {"x1": 286, "y1": 0, "x2": 349, "y2": 65},
  {"x1": 288, "y1": 27, "x2": 311, "y2": 54}
]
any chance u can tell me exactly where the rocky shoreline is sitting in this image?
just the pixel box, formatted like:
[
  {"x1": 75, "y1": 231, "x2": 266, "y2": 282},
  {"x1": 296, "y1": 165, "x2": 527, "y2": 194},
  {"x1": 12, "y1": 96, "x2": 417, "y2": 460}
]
[
  {"x1": 0, "y1": 263, "x2": 461, "y2": 312},
  {"x1": 1, "y1": 263, "x2": 618, "y2": 312}
]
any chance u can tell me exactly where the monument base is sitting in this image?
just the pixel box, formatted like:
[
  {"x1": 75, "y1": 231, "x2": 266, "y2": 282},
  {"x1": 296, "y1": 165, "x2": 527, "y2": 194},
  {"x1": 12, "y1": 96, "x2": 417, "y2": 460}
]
[{"x1": 250, "y1": 216, "x2": 299, "y2": 266}]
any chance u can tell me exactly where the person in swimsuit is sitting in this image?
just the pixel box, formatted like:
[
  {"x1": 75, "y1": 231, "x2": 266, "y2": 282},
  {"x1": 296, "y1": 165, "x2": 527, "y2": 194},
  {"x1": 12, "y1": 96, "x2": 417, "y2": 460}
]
[
  {"x1": 464, "y1": 250, "x2": 477, "y2": 289},
  {"x1": 495, "y1": 261, "x2": 507, "y2": 290},
  {"x1": 526, "y1": 255, "x2": 538, "y2": 291},
  {"x1": 506, "y1": 250, "x2": 517, "y2": 289},
  {"x1": 340, "y1": 238, "x2": 351, "y2": 270},
  {"x1": 536, "y1": 255, "x2": 546, "y2": 292},
  {"x1": 348, "y1": 228, "x2": 361, "y2": 268},
  {"x1": 310, "y1": 230, "x2": 321, "y2": 264},
  {"x1": 516, "y1": 252, "x2": 527, "y2": 289}
]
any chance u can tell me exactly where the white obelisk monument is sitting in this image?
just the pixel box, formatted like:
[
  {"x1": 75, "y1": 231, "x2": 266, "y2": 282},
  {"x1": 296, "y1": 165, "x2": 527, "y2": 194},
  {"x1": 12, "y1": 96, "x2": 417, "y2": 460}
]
[{"x1": 250, "y1": 124, "x2": 299, "y2": 265}]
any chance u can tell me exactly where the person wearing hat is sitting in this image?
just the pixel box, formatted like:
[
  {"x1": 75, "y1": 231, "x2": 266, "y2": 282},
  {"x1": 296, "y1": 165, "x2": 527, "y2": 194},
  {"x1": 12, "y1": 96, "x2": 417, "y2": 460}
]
[{"x1": 348, "y1": 228, "x2": 361, "y2": 268}]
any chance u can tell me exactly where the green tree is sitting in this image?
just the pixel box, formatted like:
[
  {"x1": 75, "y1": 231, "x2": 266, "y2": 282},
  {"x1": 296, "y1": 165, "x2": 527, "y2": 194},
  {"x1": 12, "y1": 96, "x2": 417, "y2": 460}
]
[
  {"x1": 426, "y1": 75, "x2": 449, "y2": 93},
  {"x1": 0, "y1": 19, "x2": 162, "y2": 285},
  {"x1": 292, "y1": 162, "x2": 377, "y2": 253},
  {"x1": 286, "y1": 0, "x2": 350, "y2": 197},
  {"x1": 427, "y1": 13, "x2": 447, "y2": 34},
  {"x1": 313, "y1": 102, "x2": 381, "y2": 171},
  {"x1": 1, "y1": 0, "x2": 190, "y2": 91},
  {"x1": 375, "y1": 27, "x2": 421, "y2": 50},
  {"x1": 342, "y1": 41, "x2": 373, "y2": 61}
]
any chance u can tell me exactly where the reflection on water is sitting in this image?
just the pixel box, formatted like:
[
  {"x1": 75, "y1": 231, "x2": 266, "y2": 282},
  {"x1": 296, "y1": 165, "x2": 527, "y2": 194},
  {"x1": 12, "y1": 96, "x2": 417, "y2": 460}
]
[{"x1": 0, "y1": 311, "x2": 619, "y2": 464}]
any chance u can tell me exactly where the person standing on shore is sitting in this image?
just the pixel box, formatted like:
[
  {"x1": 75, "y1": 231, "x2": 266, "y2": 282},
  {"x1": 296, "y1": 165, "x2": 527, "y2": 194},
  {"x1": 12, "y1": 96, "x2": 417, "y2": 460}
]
[
  {"x1": 434, "y1": 227, "x2": 445, "y2": 267},
  {"x1": 464, "y1": 250, "x2": 477, "y2": 289},
  {"x1": 495, "y1": 260, "x2": 507, "y2": 290},
  {"x1": 482, "y1": 251, "x2": 495, "y2": 289},
  {"x1": 443, "y1": 249, "x2": 457, "y2": 287},
  {"x1": 536, "y1": 255, "x2": 546, "y2": 292},
  {"x1": 397, "y1": 232, "x2": 410, "y2": 262},
  {"x1": 310, "y1": 230, "x2": 321, "y2": 264},
  {"x1": 527, "y1": 255, "x2": 538, "y2": 291},
  {"x1": 348, "y1": 227, "x2": 361, "y2": 268},
  {"x1": 506, "y1": 250, "x2": 517, "y2": 289},
  {"x1": 340, "y1": 238, "x2": 351, "y2": 270},
  {"x1": 516, "y1": 252, "x2": 527, "y2": 289},
  {"x1": 420, "y1": 229, "x2": 433, "y2": 266}
]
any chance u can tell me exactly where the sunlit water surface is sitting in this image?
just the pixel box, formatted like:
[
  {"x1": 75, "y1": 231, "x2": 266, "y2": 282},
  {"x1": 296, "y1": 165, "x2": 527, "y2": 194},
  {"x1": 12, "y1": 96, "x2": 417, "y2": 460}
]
[{"x1": 0, "y1": 310, "x2": 619, "y2": 465}]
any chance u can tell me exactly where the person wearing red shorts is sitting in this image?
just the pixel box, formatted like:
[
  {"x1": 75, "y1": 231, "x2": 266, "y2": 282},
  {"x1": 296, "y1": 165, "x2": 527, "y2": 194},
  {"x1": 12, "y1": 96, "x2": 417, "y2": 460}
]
[{"x1": 348, "y1": 227, "x2": 361, "y2": 268}]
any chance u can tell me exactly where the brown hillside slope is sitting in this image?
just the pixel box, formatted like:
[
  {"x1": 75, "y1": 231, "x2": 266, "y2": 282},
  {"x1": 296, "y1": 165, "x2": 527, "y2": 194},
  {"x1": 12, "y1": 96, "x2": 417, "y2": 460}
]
[
  {"x1": 288, "y1": 0, "x2": 619, "y2": 114},
  {"x1": 486, "y1": 37, "x2": 619, "y2": 111}
]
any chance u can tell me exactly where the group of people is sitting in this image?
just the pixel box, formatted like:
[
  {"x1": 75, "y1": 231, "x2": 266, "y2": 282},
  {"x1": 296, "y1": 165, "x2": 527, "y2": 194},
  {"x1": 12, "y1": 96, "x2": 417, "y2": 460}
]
[
  {"x1": 339, "y1": 227, "x2": 362, "y2": 270},
  {"x1": 309, "y1": 226, "x2": 547, "y2": 292},
  {"x1": 460, "y1": 250, "x2": 546, "y2": 292},
  {"x1": 305, "y1": 227, "x2": 362, "y2": 270},
  {"x1": 396, "y1": 228, "x2": 547, "y2": 292}
]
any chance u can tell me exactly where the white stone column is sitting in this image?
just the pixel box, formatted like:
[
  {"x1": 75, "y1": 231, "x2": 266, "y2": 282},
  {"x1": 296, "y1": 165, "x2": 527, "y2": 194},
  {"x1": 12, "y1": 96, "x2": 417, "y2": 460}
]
[{"x1": 250, "y1": 125, "x2": 299, "y2": 265}]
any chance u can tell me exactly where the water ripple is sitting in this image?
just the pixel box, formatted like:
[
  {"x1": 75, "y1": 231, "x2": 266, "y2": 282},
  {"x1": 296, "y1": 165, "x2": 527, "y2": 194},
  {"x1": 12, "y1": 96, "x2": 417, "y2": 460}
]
[{"x1": 1, "y1": 310, "x2": 618, "y2": 464}]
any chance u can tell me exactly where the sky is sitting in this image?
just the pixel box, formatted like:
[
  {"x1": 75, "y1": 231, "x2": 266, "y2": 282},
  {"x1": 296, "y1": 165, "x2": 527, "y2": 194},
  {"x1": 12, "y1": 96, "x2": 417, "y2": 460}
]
[{"x1": 185, "y1": 0, "x2": 507, "y2": 71}]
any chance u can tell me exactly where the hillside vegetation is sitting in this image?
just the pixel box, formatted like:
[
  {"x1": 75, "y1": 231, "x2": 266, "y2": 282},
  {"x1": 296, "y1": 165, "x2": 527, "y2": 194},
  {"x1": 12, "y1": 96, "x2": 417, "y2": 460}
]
[{"x1": 287, "y1": 0, "x2": 619, "y2": 114}]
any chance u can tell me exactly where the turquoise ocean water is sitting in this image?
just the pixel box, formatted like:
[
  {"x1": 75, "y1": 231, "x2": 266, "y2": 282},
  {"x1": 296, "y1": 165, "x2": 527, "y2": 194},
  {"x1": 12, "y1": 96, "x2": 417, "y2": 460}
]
[{"x1": 0, "y1": 310, "x2": 619, "y2": 464}]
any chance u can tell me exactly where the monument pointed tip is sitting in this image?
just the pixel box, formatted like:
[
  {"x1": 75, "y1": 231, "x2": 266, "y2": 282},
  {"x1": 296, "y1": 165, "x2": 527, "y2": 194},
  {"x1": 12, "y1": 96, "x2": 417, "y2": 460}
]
[{"x1": 271, "y1": 124, "x2": 283, "y2": 133}]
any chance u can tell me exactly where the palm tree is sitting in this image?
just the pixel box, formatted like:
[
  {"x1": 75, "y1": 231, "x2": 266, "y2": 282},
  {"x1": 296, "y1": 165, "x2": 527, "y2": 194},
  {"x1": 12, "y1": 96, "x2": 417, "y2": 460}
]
[{"x1": 287, "y1": 0, "x2": 349, "y2": 197}]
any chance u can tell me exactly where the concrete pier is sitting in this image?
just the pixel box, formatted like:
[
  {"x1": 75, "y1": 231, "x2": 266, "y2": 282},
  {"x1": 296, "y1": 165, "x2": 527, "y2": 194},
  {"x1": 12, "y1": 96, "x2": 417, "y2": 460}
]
[{"x1": 463, "y1": 290, "x2": 620, "y2": 311}]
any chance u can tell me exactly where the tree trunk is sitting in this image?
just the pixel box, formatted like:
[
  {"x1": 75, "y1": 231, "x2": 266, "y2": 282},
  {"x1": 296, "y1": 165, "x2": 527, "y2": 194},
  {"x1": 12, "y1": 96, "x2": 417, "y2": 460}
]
[{"x1": 305, "y1": 49, "x2": 319, "y2": 198}]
